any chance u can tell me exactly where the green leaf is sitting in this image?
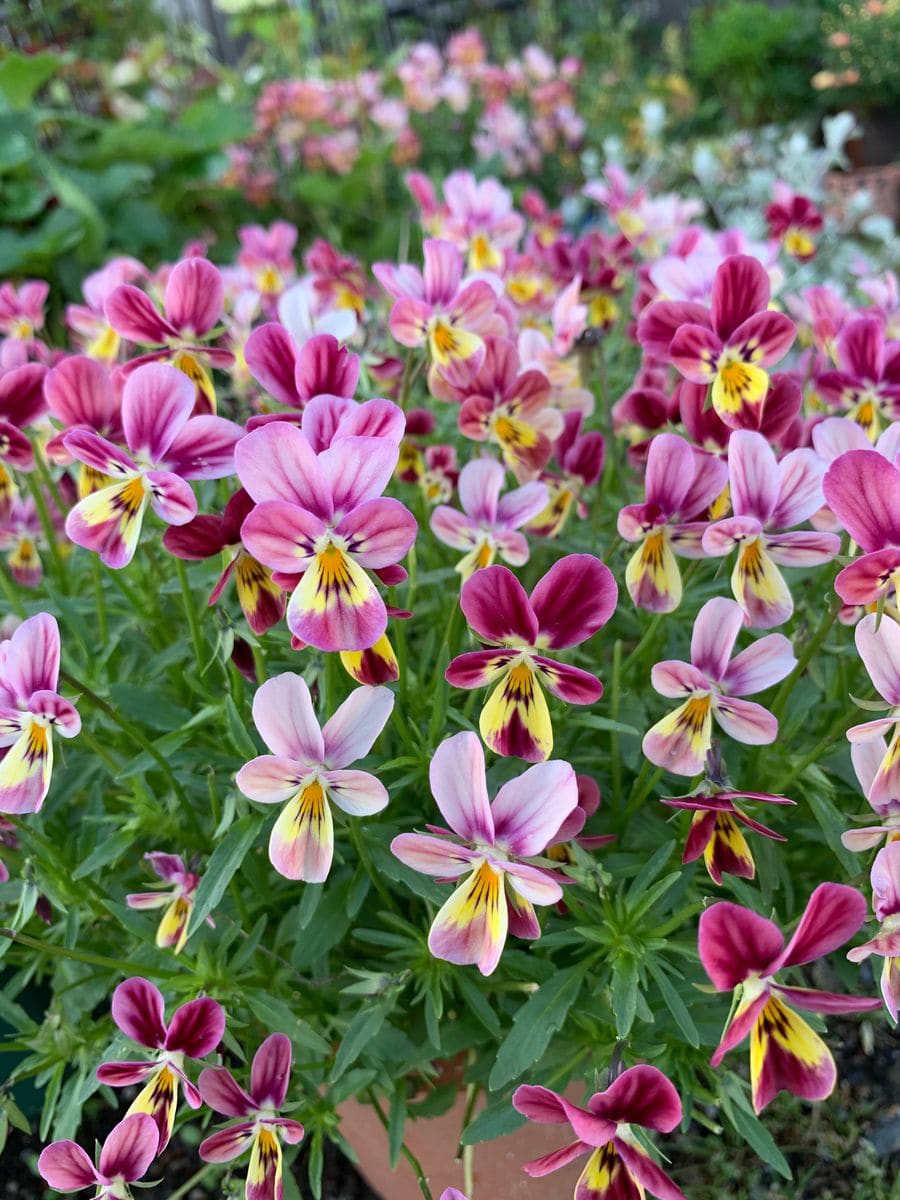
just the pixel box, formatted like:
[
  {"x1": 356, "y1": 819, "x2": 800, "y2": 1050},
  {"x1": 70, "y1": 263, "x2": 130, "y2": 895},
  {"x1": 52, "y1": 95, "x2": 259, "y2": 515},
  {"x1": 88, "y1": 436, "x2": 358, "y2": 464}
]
[
  {"x1": 223, "y1": 695, "x2": 259, "y2": 759},
  {"x1": 332, "y1": 998, "x2": 393, "y2": 1080},
  {"x1": 610, "y1": 956, "x2": 639, "y2": 1038},
  {"x1": 722, "y1": 1084, "x2": 791, "y2": 1180},
  {"x1": 489, "y1": 962, "x2": 587, "y2": 1089},
  {"x1": 455, "y1": 972, "x2": 501, "y2": 1037},
  {"x1": 805, "y1": 790, "x2": 857, "y2": 875},
  {"x1": 72, "y1": 828, "x2": 135, "y2": 880},
  {"x1": 460, "y1": 1099, "x2": 526, "y2": 1145},
  {"x1": 0, "y1": 52, "x2": 59, "y2": 109},
  {"x1": 388, "y1": 1082, "x2": 406, "y2": 1169},
  {"x1": 625, "y1": 840, "x2": 675, "y2": 903},
  {"x1": 646, "y1": 962, "x2": 699, "y2": 1048},
  {"x1": 246, "y1": 994, "x2": 330, "y2": 1055},
  {"x1": 188, "y1": 814, "x2": 259, "y2": 935}
]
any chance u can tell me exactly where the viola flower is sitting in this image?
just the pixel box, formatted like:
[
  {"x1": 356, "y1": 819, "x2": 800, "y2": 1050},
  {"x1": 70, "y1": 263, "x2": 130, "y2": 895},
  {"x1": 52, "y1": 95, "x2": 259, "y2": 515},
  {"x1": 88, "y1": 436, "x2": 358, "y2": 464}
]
[
  {"x1": 65, "y1": 256, "x2": 146, "y2": 362},
  {"x1": 126, "y1": 852, "x2": 211, "y2": 953},
  {"x1": 642, "y1": 254, "x2": 796, "y2": 426},
  {"x1": 698, "y1": 883, "x2": 881, "y2": 1112},
  {"x1": 823, "y1": 450, "x2": 900, "y2": 608},
  {"x1": 0, "y1": 280, "x2": 48, "y2": 346},
  {"x1": 765, "y1": 183, "x2": 823, "y2": 262},
  {"x1": 430, "y1": 457, "x2": 547, "y2": 580},
  {"x1": 702, "y1": 431, "x2": 840, "y2": 628},
  {"x1": 643, "y1": 597, "x2": 795, "y2": 777},
  {"x1": 391, "y1": 731, "x2": 576, "y2": 975},
  {"x1": 244, "y1": 328, "x2": 360, "y2": 413},
  {"x1": 0, "y1": 496, "x2": 49, "y2": 587},
  {"x1": 38, "y1": 1113, "x2": 159, "y2": 1199},
  {"x1": 44, "y1": 356, "x2": 125, "y2": 496},
  {"x1": 373, "y1": 239, "x2": 496, "y2": 386},
  {"x1": 63, "y1": 363, "x2": 242, "y2": 569},
  {"x1": 237, "y1": 673, "x2": 393, "y2": 882},
  {"x1": 843, "y1": 731, "x2": 900, "y2": 851},
  {"x1": 0, "y1": 613, "x2": 80, "y2": 813},
  {"x1": 238, "y1": 220, "x2": 297, "y2": 299},
  {"x1": 847, "y1": 841, "x2": 900, "y2": 1020},
  {"x1": 816, "y1": 316, "x2": 900, "y2": 440},
  {"x1": 163, "y1": 490, "x2": 285, "y2": 635},
  {"x1": 661, "y1": 787, "x2": 795, "y2": 884},
  {"x1": 96, "y1": 977, "x2": 225, "y2": 1150},
  {"x1": 512, "y1": 1065, "x2": 685, "y2": 1200},
  {"x1": 447, "y1": 555, "x2": 617, "y2": 761},
  {"x1": 618, "y1": 432, "x2": 728, "y2": 613},
  {"x1": 199, "y1": 1033, "x2": 304, "y2": 1200},
  {"x1": 105, "y1": 257, "x2": 235, "y2": 414},
  {"x1": 846, "y1": 613, "x2": 900, "y2": 814},
  {"x1": 236, "y1": 422, "x2": 417, "y2": 651},
  {"x1": 439, "y1": 170, "x2": 525, "y2": 271},
  {"x1": 525, "y1": 412, "x2": 605, "y2": 539},
  {"x1": 420, "y1": 444, "x2": 459, "y2": 505},
  {"x1": 0, "y1": 361, "x2": 49, "y2": 475}
]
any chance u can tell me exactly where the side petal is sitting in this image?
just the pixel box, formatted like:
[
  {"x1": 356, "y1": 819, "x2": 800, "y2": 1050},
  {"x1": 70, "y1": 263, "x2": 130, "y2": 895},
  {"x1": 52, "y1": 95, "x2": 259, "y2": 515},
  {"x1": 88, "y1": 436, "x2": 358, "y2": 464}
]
[
  {"x1": 323, "y1": 769, "x2": 388, "y2": 816},
  {"x1": 197, "y1": 1067, "x2": 255, "y2": 1118},
  {"x1": 250, "y1": 1032, "x2": 292, "y2": 1110},
  {"x1": 712, "y1": 695, "x2": 778, "y2": 745},
  {"x1": 251, "y1": 672, "x2": 325, "y2": 762},
  {"x1": 335, "y1": 497, "x2": 418, "y2": 569},
  {"x1": 98, "y1": 1112, "x2": 159, "y2": 1183},
  {"x1": 823, "y1": 450, "x2": 900, "y2": 553},
  {"x1": 720, "y1": 633, "x2": 796, "y2": 696},
  {"x1": 390, "y1": 832, "x2": 478, "y2": 878},
  {"x1": 6, "y1": 612, "x2": 60, "y2": 698}
]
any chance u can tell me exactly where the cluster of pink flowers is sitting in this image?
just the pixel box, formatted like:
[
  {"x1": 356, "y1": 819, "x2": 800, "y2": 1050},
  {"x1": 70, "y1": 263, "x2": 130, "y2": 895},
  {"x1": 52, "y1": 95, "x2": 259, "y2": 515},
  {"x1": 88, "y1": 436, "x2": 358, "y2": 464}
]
[{"x1": 223, "y1": 28, "x2": 584, "y2": 198}]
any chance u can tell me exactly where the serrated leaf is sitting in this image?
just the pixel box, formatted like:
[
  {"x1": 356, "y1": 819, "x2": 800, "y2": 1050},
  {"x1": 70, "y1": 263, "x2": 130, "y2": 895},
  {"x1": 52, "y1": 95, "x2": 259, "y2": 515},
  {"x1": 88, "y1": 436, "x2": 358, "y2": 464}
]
[
  {"x1": 489, "y1": 963, "x2": 587, "y2": 1089},
  {"x1": 188, "y1": 814, "x2": 259, "y2": 935}
]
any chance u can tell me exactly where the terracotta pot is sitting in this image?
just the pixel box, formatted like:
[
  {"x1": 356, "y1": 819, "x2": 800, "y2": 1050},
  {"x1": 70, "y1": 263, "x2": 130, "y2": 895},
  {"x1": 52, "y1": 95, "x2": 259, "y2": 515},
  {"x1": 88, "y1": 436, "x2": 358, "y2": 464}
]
[
  {"x1": 339, "y1": 1085, "x2": 584, "y2": 1200},
  {"x1": 825, "y1": 163, "x2": 900, "y2": 223}
]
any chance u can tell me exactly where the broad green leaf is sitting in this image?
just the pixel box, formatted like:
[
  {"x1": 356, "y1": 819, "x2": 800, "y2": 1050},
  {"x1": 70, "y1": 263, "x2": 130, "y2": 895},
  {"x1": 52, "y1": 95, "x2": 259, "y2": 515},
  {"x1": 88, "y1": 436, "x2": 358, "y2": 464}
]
[
  {"x1": 0, "y1": 52, "x2": 59, "y2": 109},
  {"x1": 489, "y1": 962, "x2": 588, "y2": 1089},
  {"x1": 188, "y1": 814, "x2": 259, "y2": 935}
]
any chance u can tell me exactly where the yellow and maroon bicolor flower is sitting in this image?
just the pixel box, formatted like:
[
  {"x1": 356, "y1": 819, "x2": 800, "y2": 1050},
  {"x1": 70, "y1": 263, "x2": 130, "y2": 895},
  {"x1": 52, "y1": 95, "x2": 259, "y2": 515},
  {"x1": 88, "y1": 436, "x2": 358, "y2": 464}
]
[
  {"x1": 662, "y1": 787, "x2": 795, "y2": 885},
  {"x1": 446, "y1": 555, "x2": 617, "y2": 762},
  {"x1": 373, "y1": 239, "x2": 496, "y2": 387},
  {"x1": 391, "y1": 731, "x2": 577, "y2": 975},
  {"x1": 525, "y1": 412, "x2": 605, "y2": 540},
  {"x1": 513, "y1": 1065, "x2": 686, "y2": 1200},
  {"x1": 644, "y1": 254, "x2": 796, "y2": 426},
  {"x1": 105, "y1": 256, "x2": 235, "y2": 415},
  {"x1": 199, "y1": 1033, "x2": 305, "y2": 1200},
  {"x1": 617, "y1": 432, "x2": 728, "y2": 613},
  {"x1": 765, "y1": 184, "x2": 823, "y2": 263},
  {"x1": 96, "y1": 977, "x2": 225, "y2": 1151},
  {"x1": 125, "y1": 852, "x2": 212, "y2": 954},
  {"x1": 0, "y1": 613, "x2": 80, "y2": 815},
  {"x1": 237, "y1": 672, "x2": 393, "y2": 883},
  {"x1": 643, "y1": 597, "x2": 795, "y2": 778},
  {"x1": 702, "y1": 431, "x2": 841, "y2": 628},
  {"x1": 699, "y1": 883, "x2": 881, "y2": 1112},
  {"x1": 847, "y1": 841, "x2": 900, "y2": 1021}
]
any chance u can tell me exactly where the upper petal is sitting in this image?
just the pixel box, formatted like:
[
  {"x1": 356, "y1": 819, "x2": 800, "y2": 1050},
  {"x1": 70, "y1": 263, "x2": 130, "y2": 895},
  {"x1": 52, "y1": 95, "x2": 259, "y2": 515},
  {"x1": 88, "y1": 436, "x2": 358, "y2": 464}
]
[
  {"x1": 197, "y1": 1066, "x2": 256, "y2": 1117},
  {"x1": 164, "y1": 996, "x2": 225, "y2": 1058},
  {"x1": 460, "y1": 564, "x2": 539, "y2": 644},
  {"x1": 106, "y1": 284, "x2": 177, "y2": 343},
  {"x1": 429, "y1": 731, "x2": 494, "y2": 842},
  {"x1": 690, "y1": 596, "x2": 745, "y2": 682},
  {"x1": 322, "y1": 684, "x2": 394, "y2": 769},
  {"x1": 250, "y1": 1031, "x2": 292, "y2": 1109},
  {"x1": 491, "y1": 759, "x2": 578, "y2": 855},
  {"x1": 769, "y1": 449, "x2": 826, "y2": 530},
  {"x1": 530, "y1": 555, "x2": 617, "y2": 649},
  {"x1": 710, "y1": 255, "x2": 769, "y2": 340},
  {"x1": 164, "y1": 257, "x2": 223, "y2": 337},
  {"x1": 457, "y1": 456, "x2": 504, "y2": 523},
  {"x1": 122, "y1": 363, "x2": 194, "y2": 462},
  {"x1": 110, "y1": 977, "x2": 167, "y2": 1049},
  {"x1": 244, "y1": 323, "x2": 301, "y2": 408},
  {"x1": 235, "y1": 423, "x2": 332, "y2": 519},
  {"x1": 318, "y1": 436, "x2": 398, "y2": 516},
  {"x1": 6, "y1": 612, "x2": 60, "y2": 700},
  {"x1": 589, "y1": 1065, "x2": 682, "y2": 1133},
  {"x1": 251, "y1": 672, "x2": 325, "y2": 762},
  {"x1": 729, "y1": 430, "x2": 778, "y2": 523},
  {"x1": 771, "y1": 882, "x2": 869, "y2": 972},
  {"x1": 697, "y1": 901, "x2": 783, "y2": 990},
  {"x1": 162, "y1": 415, "x2": 243, "y2": 480}
]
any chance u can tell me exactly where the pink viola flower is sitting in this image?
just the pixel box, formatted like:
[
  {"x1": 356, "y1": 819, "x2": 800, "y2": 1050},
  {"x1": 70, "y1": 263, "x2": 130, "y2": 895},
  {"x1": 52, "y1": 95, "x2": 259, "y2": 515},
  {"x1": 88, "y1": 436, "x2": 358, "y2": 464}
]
[
  {"x1": 373, "y1": 239, "x2": 496, "y2": 386},
  {"x1": 430, "y1": 457, "x2": 547, "y2": 580},
  {"x1": 846, "y1": 613, "x2": 900, "y2": 815},
  {"x1": 512, "y1": 1065, "x2": 685, "y2": 1200},
  {"x1": 640, "y1": 254, "x2": 796, "y2": 426},
  {"x1": 618, "y1": 432, "x2": 728, "y2": 613},
  {"x1": 65, "y1": 255, "x2": 146, "y2": 362},
  {"x1": 0, "y1": 280, "x2": 48, "y2": 344},
  {"x1": 0, "y1": 361, "x2": 49, "y2": 474},
  {"x1": 249, "y1": 390, "x2": 405, "y2": 449},
  {"x1": 439, "y1": 170, "x2": 525, "y2": 271},
  {"x1": 0, "y1": 613, "x2": 80, "y2": 813},
  {"x1": 643, "y1": 597, "x2": 795, "y2": 777},
  {"x1": 236, "y1": 673, "x2": 393, "y2": 882},
  {"x1": 44, "y1": 356, "x2": 125, "y2": 487},
  {"x1": 847, "y1": 841, "x2": 900, "y2": 1020},
  {"x1": 391, "y1": 731, "x2": 577, "y2": 975},
  {"x1": 96, "y1": 977, "x2": 225, "y2": 1150},
  {"x1": 823, "y1": 450, "x2": 900, "y2": 608},
  {"x1": 236, "y1": 422, "x2": 417, "y2": 651},
  {"x1": 765, "y1": 183, "x2": 823, "y2": 262},
  {"x1": 244, "y1": 329, "x2": 359, "y2": 413},
  {"x1": 105, "y1": 257, "x2": 235, "y2": 414},
  {"x1": 198, "y1": 1032, "x2": 305, "y2": 1200},
  {"x1": 702, "y1": 431, "x2": 841, "y2": 628},
  {"x1": 0, "y1": 496, "x2": 50, "y2": 587},
  {"x1": 661, "y1": 786, "x2": 795, "y2": 885},
  {"x1": 525, "y1": 412, "x2": 605, "y2": 539},
  {"x1": 163, "y1": 489, "x2": 285, "y2": 636},
  {"x1": 698, "y1": 883, "x2": 881, "y2": 1112},
  {"x1": 816, "y1": 316, "x2": 900, "y2": 441},
  {"x1": 63, "y1": 363, "x2": 242, "y2": 569},
  {"x1": 843, "y1": 733, "x2": 900, "y2": 851},
  {"x1": 238, "y1": 220, "x2": 297, "y2": 298},
  {"x1": 447, "y1": 556, "x2": 617, "y2": 762},
  {"x1": 126, "y1": 852, "x2": 210, "y2": 953},
  {"x1": 38, "y1": 1112, "x2": 159, "y2": 1199}
]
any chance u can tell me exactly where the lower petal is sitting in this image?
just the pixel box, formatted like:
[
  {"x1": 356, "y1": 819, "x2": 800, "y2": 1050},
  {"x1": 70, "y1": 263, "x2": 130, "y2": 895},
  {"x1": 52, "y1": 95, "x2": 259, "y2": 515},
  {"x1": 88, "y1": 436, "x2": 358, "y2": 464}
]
[
  {"x1": 65, "y1": 476, "x2": 149, "y2": 569},
  {"x1": 750, "y1": 994, "x2": 836, "y2": 1113},
  {"x1": 702, "y1": 811, "x2": 755, "y2": 884},
  {"x1": 428, "y1": 860, "x2": 508, "y2": 976},
  {"x1": 642, "y1": 695, "x2": 712, "y2": 777},
  {"x1": 340, "y1": 634, "x2": 400, "y2": 685},
  {"x1": 269, "y1": 782, "x2": 334, "y2": 882},
  {"x1": 287, "y1": 544, "x2": 386, "y2": 652},
  {"x1": 156, "y1": 896, "x2": 192, "y2": 953},
  {"x1": 0, "y1": 721, "x2": 52, "y2": 813},
  {"x1": 625, "y1": 530, "x2": 682, "y2": 613},
  {"x1": 480, "y1": 663, "x2": 553, "y2": 762},
  {"x1": 126, "y1": 1065, "x2": 179, "y2": 1152},
  {"x1": 731, "y1": 537, "x2": 793, "y2": 628},
  {"x1": 576, "y1": 1144, "x2": 643, "y2": 1200},
  {"x1": 712, "y1": 359, "x2": 769, "y2": 421},
  {"x1": 247, "y1": 1126, "x2": 283, "y2": 1200}
]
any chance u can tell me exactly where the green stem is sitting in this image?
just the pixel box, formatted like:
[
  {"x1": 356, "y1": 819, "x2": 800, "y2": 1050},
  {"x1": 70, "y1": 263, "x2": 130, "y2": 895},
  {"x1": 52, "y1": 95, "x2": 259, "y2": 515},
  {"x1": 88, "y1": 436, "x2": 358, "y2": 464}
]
[
  {"x1": 610, "y1": 639, "x2": 623, "y2": 810},
  {"x1": 167, "y1": 1162, "x2": 217, "y2": 1200},
  {"x1": 0, "y1": 564, "x2": 25, "y2": 618},
  {"x1": 24, "y1": 470, "x2": 67, "y2": 590},
  {"x1": 91, "y1": 556, "x2": 108, "y2": 645},
  {"x1": 0, "y1": 928, "x2": 179, "y2": 977},
  {"x1": 626, "y1": 763, "x2": 665, "y2": 817},
  {"x1": 366, "y1": 1089, "x2": 434, "y2": 1200},
  {"x1": 175, "y1": 557, "x2": 205, "y2": 673},
  {"x1": 770, "y1": 595, "x2": 842, "y2": 723}
]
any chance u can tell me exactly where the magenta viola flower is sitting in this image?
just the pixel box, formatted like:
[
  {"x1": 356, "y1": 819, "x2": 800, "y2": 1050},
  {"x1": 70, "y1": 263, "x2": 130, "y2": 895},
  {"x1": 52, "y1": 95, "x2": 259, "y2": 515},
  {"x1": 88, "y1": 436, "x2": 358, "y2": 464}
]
[
  {"x1": 846, "y1": 613, "x2": 900, "y2": 814},
  {"x1": 373, "y1": 239, "x2": 496, "y2": 386},
  {"x1": 236, "y1": 422, "x2": 417, "y2": 651},
  {"x1": 244, "y1": 329, "x2": 359, "y2": 413},
  {"x1": 447, "y1": 556, "x2": 617, "y2": 762},
  {"x1": 248, "y1": 389, "x2": 405, "y2": 449},
  {"x1": 63, "y1": 363, "x2": 242, "y2": 568},
  {"x1": 816, "y1": 316, "x2": 900, "y2": 440},
  {"x1": 0, "y1": 361, "x2": 48, "y2": 475},
  {"x1": 236, "y1": 672, "x2": 393, "y2": 882},
  {"x1": 44, "y1": 356, "x2": 124, "y2": 492},
  {"x1": 238, "y1": 220, "x2": 297, "y2": 297},
  {"x1": 65, "y1": 256, "x2": 145, "y2": 362},
  {"x1": 702, "y1": 431, "x2": 840, "y2": 628},
  {"x1": 0, "y1": 496, "x2": 49, "y2": 587},
  {"x1": 643, "y1": 597, "x2": 795, "y2": 777},
  {"x1": 0, "y1": 280, "x2": 48, "y2": 345},
  {"x1": 163, "y1": 489, "x2": 285, "y2": 636},
  {"x1": 0, "y1": 613, "x2": 80, "y2": 813},
  {"x1": 661, "y1": 788, "x2": 794, "y2": 884},
  {"x1": 96, "y1": 977, "x2": 225, "y2": 1150},
  {"x1": 453, "y1": 336, "x2": 560, "y2": 480},
  {"x1": 618, "y1": 432, "x2": 728, "y2": 613},
  {"x1": 765, "y1": 183, "x2": 823, "y2": 262},
  {"x1": 525, "y1": 411, "x2": 605, "y2": 539},
  {"x1": 391, "y1": 731, "x2": 576, "y2": 975},
  {"x1": 512, "y1": 1065, "x2": 685, "y2": 1200},
  {"x1": 198, "y1": 1032, "x2": 305, "y2": 1200},
  {"x1": 430, "y1": 457, "x2": 547, "y2": 580},
  {"x1": 823, "y1": 450, "x2": 900, "y2": 608},
  {"x1": 641, "y1": 254, "x2": 796, "y2": 426},
  {"x1": 698, "y1": 883, "x2": 881, "y2": 1112},
  {"x1": 847, "y1": 841, "x2": 900, "y2": 1020},
  {"x1": 38, "y1": 1112, "x2": 159, "y2": 1199},
  {"x1": 126, "y1": 852, "x2": 209, "y2": 953},
  {"x1": 105, "y1": 257, "x2": 234, "y2": 414}
]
